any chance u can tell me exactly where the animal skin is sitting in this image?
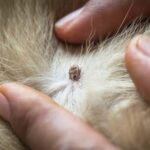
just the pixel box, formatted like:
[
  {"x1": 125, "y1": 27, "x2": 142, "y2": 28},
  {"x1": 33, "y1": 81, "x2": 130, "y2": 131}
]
[{"x1": 0, "y1": 0, "x2": 150, "y2": 150}]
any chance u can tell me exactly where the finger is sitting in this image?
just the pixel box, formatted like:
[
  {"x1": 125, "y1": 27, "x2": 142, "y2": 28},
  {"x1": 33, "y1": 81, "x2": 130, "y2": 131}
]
[
  {"x1": 125, "y1": 35, "x2": 150, "y2": 103},
  {"x1": 55, "y1": 0, "x2": 150, "y2": 44},
  {"x1": 0, "y1": 83, "x2": 119, "y2": 150}
]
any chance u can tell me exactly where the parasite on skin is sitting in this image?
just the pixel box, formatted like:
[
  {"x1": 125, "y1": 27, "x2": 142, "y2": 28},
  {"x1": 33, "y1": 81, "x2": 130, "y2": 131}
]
[{"x1": 69, "y1": 65, "x2": 81, "y2": 81}]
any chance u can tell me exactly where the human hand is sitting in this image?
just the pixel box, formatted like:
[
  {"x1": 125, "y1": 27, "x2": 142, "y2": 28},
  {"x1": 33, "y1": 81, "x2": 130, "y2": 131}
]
[
  {"x1": 0, "y1": 83, "x2": 119, "y2": 150},
  {"x1": 55, "y1": 0, "x2": 150, "y2": 44}
]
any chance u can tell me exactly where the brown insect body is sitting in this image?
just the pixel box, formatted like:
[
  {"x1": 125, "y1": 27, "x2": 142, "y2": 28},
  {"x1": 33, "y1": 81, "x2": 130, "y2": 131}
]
[{"x1": 69, "y1": 65, "x2": 81, "y2": 81}]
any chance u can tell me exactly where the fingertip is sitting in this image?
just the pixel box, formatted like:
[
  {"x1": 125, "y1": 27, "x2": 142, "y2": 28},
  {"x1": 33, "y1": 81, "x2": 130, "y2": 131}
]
[
  {"x1": 55, "y1": 8, "x2": 83, "y2": 43},
  {"x1": 55, "y1": 7, "x2": 97, "y2": 44},
  {"x1": 125, "y1": 35, "x2": 150, "y2": 102},
  {"x1": 0, "y1": 83, "x2": 57, "y2": 123},
  {"x1": 125, "y1": 35, "x2": 142, "y2": 68},
  {"x1": 0, "y1": 83, "x2": 55, "y2": 104},
  {"x1": 0, "y1": 93, "x2": 10, "y2": 122},
  {"x1": 0, "y1": 83, "x2": 26, "y2": 122},
  {"x1": 0, "y1": 83, "x2": 22, "y2": 122},
  {"x1": 55, "y1": 8, "x2": 83, "y2": 28}
]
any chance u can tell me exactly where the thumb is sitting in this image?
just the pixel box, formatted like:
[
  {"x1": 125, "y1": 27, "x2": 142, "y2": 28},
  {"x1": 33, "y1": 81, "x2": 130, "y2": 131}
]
[
  {"x1": 0, "y1": 83, "x2": 118, "y2": 150},
  {"x1": 125, "y1": 35, "x2": 150, "y2": 103}
]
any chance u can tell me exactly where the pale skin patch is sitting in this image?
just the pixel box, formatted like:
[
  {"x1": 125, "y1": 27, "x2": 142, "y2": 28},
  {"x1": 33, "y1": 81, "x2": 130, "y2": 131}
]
[{"x1": 69, "y1": 65, "x2": 81, "y2": 81}]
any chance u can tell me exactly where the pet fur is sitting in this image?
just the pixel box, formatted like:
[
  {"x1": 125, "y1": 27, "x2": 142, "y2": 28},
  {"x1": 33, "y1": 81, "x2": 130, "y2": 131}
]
[{"x1": 0, "y1": 0, "x2": 150, "y2": 149}]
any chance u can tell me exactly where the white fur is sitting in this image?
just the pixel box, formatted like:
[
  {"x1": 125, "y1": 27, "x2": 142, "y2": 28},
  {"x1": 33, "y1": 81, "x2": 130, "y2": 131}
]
[{"x1": 0, "y1": 0, "x2": 150, "y2": 149}]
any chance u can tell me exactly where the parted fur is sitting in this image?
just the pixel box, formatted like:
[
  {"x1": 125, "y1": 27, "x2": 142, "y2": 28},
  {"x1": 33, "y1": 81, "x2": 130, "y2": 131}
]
[{"x1": 0, "y1": 0, "x2": 150, "y2": 150}]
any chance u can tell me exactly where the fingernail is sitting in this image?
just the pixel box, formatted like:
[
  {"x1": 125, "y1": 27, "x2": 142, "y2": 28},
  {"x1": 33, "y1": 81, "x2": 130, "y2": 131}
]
[
  {"x1": 55, "y1": 8, "x2": 83, "y2": 28},
  {"x1": 137, "y1": 35, "x2": 150, "y2": 57},
  {"x1": 0, "y1": 93, "x2": 10, "y2": 121}
]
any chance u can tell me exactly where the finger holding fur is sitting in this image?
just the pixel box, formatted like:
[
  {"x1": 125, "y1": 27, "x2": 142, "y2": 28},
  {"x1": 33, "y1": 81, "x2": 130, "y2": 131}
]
[
  {"x1": 0, "y1": 83, "x2": 119, "y2": 150},
  {"x1": 126, "y1": 35, "x2": 150, "y2": 103},
  {"x1": 55, "y1": 0, "x2": 150, "y2": 44}
]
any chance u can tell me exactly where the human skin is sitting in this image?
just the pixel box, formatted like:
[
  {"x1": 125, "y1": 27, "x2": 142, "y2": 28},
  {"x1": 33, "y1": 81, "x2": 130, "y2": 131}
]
[
  {"x1": 0, "y1": 0, "x2": 150, "y2": 149},
  {"x1": 0, "y1": 38, "x2": 150, "y2": 150},
  {"x1": 126, "y1": 35, "x2": 150, "y2": 104},
  {"x1": 55, "y1": 0, "x2": 150, "y2": 103},
  {"x1": 0, "y1": 83, "x2": 119, "y2": 150},
  {"x1": 55, "y1": 0, "x2": 150, "y2": 44},
  {"x1": 0, "y1": 40, "x2": 149, "y2": 150}
]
